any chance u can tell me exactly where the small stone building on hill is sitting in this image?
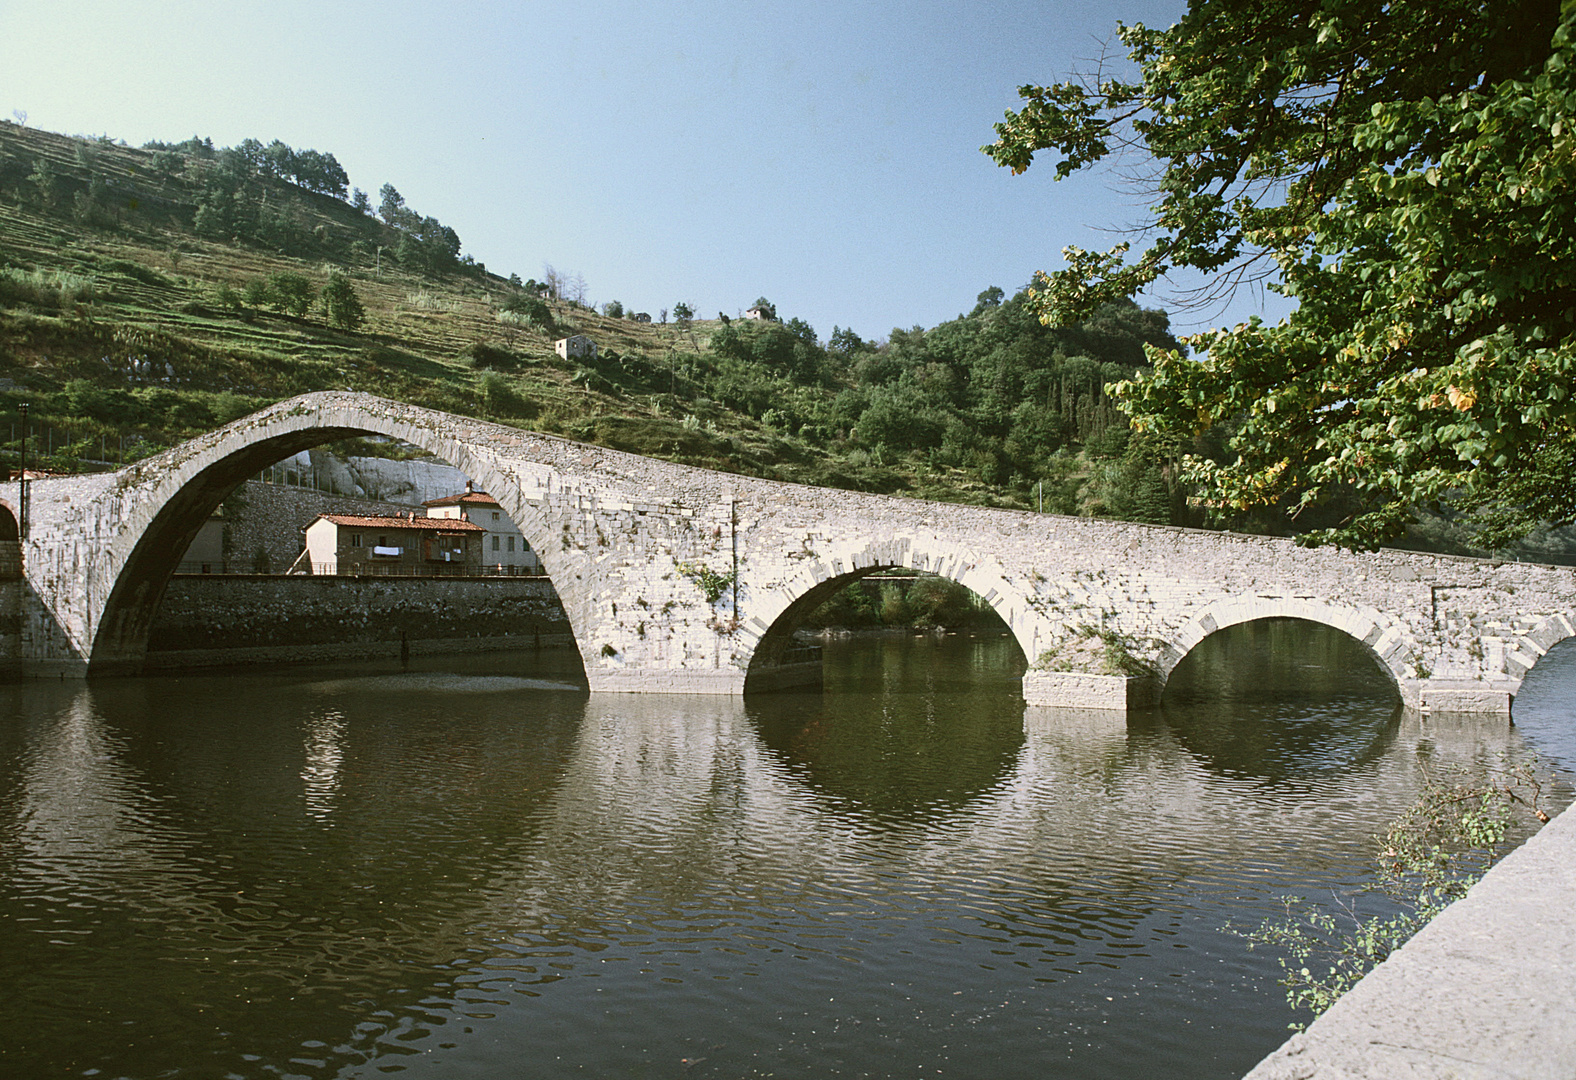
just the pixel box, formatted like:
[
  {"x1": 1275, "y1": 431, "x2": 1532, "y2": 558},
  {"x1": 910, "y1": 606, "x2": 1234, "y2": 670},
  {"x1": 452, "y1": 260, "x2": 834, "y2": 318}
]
[{"x1": 554, "y1": 334, "x2": 597, "y2": 360}]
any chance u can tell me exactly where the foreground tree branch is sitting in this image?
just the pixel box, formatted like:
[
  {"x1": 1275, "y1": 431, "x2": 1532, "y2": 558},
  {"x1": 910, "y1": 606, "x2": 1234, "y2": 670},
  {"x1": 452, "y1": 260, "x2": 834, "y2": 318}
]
[{"x1": 988, "y1": 0, "x2": 1574, "y2": 549}]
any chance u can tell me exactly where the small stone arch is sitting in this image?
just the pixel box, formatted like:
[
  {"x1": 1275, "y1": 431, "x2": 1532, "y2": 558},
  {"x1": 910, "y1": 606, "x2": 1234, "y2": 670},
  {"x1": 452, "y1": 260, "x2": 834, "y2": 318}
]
[
  {"x1": 740, "y1": 536, "x2": 1041, "y2": 692},
  {"x1": 1156, "y1": 595, "x2": 1419, "y2": 707},
  {"x1": 88, "y1": 394, "x2": 581, "y2": 674},
  {"x1": 0, "y1": 498, "x2": 17, "y2": 542},
  {"x1": 1502, "y1": 612, "x2": 1576, "y2": 691}
]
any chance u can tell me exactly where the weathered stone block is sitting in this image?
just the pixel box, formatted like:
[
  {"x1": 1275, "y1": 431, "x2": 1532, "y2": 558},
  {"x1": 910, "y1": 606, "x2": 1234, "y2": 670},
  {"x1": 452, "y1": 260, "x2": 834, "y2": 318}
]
[{"x1": 1021, "y1": 671, "x2": 1160, "y2": 711}]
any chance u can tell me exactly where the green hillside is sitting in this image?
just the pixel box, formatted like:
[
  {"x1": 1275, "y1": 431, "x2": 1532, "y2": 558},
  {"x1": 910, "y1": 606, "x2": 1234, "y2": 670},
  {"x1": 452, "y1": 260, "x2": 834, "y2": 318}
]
[{"x1": 0, "y1": 121, "x2": 1199, "y2": 519}]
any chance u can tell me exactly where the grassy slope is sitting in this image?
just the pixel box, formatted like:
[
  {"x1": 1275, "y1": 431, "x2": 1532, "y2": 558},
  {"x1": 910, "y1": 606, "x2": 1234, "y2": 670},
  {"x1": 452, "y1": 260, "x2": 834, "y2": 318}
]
[{"x1": 0, "y1": 122, "x2": 1002, "y2": 503}]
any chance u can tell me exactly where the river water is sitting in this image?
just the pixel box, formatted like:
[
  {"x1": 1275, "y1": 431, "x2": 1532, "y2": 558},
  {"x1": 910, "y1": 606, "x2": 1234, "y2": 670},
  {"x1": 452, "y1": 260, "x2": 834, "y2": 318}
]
[{"x1": 1, "y1": 623, "x2": 1571, "y2": 1080}]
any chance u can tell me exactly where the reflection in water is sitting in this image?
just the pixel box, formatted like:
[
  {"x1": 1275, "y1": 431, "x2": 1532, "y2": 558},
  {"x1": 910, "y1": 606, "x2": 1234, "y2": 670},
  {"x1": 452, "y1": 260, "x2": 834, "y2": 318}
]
[
  {"x1": 751, "y1": 634, "x2": 1027, "y2": 822},
  {"x1": 1510, "y1": 637, "x2": 1576, "y2": 768},
  {"x1": 302, "y1": 710, "x2": 346, "y2": 819},
  {"x1": 1162, "y1": 619, "x2": 1403, "y2": 781},
  {"x1": 0, "y1": 632, "x2": 1568, "y2": 1080}
]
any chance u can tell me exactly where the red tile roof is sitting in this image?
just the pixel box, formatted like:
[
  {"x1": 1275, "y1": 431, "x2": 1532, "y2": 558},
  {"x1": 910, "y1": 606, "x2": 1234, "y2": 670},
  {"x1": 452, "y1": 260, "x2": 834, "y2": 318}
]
[
  {"x1": 316, "y1": 513, "x2": 485, "y2": 533},
  {"x1": 423, "y1": 490, "x2": 501, "y2": 508}
]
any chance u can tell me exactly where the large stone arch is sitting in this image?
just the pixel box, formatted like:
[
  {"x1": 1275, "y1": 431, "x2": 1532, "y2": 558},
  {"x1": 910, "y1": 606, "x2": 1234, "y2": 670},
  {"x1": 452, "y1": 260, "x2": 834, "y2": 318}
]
[
  {"x1": 88, "y1": 396, "x2": 581, "y2": 674},
  {"x1": 741, "y1": 535, "x2": 1040, "y2": 692},
  {"x1": 1155, "y1": 595, "x2": 1420, "y2": 707}
]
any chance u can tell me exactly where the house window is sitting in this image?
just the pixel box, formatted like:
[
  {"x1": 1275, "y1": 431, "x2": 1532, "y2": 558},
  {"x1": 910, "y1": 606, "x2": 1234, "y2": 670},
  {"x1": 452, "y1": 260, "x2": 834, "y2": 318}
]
[
  {"x1": 492, "y1": 535, "x2": 500, "y2": 551},
  {"x1": 378, "y1": 535, "x2": 388, "y2": 547},
  {"x1": 351, "y1": 534, "x2": 362, "y2": 547},
  {"x1": 507, "y1": 536, "x2": 515, "y2": 552},
  {"x1": 492, "y1": 512, "x2": 500, "y2": 522}
]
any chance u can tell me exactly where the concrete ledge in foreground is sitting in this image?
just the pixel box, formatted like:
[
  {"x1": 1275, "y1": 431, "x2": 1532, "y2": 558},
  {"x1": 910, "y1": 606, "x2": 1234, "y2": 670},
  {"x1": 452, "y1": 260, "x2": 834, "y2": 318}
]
[{"x1": 1244, "y1": 802, "x2": 1576, "y2": 1080}]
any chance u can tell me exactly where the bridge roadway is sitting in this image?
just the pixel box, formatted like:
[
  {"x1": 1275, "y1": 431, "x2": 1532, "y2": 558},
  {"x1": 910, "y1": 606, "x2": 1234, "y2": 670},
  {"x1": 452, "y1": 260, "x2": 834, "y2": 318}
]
[{"x1": 2, "y1": 391, "x2": 1575, "y2": 711}]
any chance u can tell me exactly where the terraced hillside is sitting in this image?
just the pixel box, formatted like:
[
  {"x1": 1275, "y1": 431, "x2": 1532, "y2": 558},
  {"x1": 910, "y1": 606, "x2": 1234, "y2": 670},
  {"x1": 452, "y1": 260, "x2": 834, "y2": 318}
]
[{"x1": 0, "y1": 122, "x2": 915, "y2": 494}]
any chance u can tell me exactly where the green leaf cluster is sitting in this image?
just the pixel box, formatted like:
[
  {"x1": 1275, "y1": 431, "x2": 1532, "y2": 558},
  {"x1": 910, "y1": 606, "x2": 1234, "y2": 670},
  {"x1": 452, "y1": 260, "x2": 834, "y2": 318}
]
[
  {"x1": 989, "y1": 0, "x2": 1576, "y2": 549},
  {"x1": 677, "y1": 561, "x2": 737, "y2": 606}
]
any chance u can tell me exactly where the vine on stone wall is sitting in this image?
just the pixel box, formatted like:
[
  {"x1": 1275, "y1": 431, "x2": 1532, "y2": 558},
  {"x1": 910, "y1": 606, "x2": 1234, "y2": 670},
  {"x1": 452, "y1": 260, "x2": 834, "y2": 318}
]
[{"x1": 677, "y1": 560, "x2": 736, "y2": 605}]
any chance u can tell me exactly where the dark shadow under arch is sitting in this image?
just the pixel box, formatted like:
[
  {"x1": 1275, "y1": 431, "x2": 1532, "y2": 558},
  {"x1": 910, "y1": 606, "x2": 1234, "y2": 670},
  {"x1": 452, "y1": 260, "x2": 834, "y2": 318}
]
[
  {"x1": 1163, "y1": 617, "x2": 1402, "y2": 707},
  {"x1": 743, "y1": 566, "x2": 1024, "y2": 694},
  {"x1": 0, "y1": 499, "x2": 18, "y2": 582},
  {"x1": 1159, "y1": 617, "x2": 1403, "y2": 781}
]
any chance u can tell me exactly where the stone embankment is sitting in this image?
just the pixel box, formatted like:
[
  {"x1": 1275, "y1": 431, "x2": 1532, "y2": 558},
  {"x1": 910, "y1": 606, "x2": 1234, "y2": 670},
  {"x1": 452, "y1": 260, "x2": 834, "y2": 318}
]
[
  {"x1": 1244, "y1": 803, "x2": 1576, "y2": 1079},
  {"x1": 147, "y1": 575, "x2": 573, "y2": 669}
]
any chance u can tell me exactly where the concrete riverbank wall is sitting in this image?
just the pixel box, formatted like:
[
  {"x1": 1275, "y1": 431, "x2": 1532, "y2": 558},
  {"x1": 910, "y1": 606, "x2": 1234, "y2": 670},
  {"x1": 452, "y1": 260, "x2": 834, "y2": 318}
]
[
  {"x1": 1244, "y1": 800, "x2": 1576, "y2": 1079},
  {"x1": 144, "y1": 575, "x2": 574, "y2": 669}
]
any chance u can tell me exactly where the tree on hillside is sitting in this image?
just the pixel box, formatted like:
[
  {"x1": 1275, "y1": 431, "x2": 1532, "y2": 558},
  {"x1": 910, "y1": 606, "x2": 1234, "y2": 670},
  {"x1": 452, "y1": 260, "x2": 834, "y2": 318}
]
[
  {"x1": 378, "y1": 184, "x2": 407, "y2": 226},
  {"x1": 27, "y1": 157, "x2": 60, "y2": 207},
  {"x1": 673, "y1": 302, "x2": 694, "y2": 329},
  {"x1": 291, "y1": 148, "x2": 350, "y2": 197},
  {"x1": 972, "y1": 286, "x2": 1005, "y2": 316},
  {"x1": 503, "y1": 292, "x2": 553, "y2": 332},
  {"x1": 321, "y1": 272, "x2": 365, "y2": 331},
  {"x1": 986, "y1": 0, "x2": 1574, "y2": 549},
  {"x1": 267, "y1": 272, "x2": 316, "y2": 318}
]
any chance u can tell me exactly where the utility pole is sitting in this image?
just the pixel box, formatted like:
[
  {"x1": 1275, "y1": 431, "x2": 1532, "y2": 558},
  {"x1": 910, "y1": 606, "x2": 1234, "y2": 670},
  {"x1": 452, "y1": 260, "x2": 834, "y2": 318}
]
[{"x1": 17, "y1": 403, "x2": 28, "y2": 540}]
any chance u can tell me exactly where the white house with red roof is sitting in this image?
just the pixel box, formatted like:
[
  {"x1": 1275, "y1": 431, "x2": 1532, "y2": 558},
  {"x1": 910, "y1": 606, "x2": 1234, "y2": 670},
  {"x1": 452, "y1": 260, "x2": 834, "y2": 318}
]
[
  {"x1": 302, "y1": 511, "x2": 485, "y2": 575},
  {"x1": 423, "y1": 482, "x2": 543, "y2": 574}
]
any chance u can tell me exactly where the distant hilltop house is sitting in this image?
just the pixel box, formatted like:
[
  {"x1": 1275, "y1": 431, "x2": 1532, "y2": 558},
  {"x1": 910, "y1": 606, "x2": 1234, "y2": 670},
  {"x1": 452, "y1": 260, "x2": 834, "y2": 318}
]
[
  {"x1": 423, "y1": 482, "x2": 543, "y2": 574},
  {"x1": 631, "y1": 312, "x2": 652, "y2": 324},
  {"x1": 554, "y1": 334, "x2": 597, "y2": 360},
  {"x1": 301, "y1": 511, "x2": 484, "y2": 575},
  {"x1": 744, "y1": 304, "x2": 776, "y2": 322}
]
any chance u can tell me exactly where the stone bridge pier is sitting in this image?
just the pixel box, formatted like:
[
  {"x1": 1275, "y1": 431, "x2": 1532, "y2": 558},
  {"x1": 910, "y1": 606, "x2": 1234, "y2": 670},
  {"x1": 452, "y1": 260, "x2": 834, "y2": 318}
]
[{"x1": 2, "y1": 391, "x2": 1574, "y2": 714}]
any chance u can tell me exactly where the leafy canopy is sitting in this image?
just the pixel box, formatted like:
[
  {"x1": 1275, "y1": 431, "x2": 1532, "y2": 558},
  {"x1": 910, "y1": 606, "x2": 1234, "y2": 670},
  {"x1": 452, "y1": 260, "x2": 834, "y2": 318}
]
[{"x1": 986, "y1": 0, "x2": 1574, "y2": 548}]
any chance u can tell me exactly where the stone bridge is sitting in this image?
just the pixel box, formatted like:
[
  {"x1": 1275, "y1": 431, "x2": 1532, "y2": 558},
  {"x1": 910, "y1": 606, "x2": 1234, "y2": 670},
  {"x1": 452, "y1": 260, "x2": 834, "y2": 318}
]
[{"x1": 2, "y1": 391, "x2": 1574, "y2": 713}]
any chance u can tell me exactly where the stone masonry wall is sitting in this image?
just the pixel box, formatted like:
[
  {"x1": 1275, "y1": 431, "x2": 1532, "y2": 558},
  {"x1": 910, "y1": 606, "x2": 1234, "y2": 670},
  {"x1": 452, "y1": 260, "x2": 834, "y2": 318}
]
[
  {"x1": 214, "y1": 480, "x2": 422, "y2": 572},
  {"x1": 146, "y1": 576, "x2": 571, "y2": 667}
]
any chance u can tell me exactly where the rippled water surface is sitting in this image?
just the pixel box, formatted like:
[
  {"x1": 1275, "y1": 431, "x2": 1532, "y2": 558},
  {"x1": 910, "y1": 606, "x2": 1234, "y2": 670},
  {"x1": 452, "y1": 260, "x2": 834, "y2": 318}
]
[{"x1": 1, "y1": 625, "x2": 1571, "y2": 1079}]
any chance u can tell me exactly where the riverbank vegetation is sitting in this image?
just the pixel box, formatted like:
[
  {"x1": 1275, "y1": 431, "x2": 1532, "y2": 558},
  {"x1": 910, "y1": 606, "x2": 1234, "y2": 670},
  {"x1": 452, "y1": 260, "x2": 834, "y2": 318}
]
[{"x1": 1241, "y1": 757, "x2": 1553, "y2": 1025}]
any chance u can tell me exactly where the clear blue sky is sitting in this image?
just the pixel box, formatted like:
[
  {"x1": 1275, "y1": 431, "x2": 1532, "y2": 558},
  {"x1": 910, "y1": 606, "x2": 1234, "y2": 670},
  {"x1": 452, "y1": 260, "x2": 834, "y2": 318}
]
[{"x1": 2, "y1": 0, "x2": 1290, "y2": 341}]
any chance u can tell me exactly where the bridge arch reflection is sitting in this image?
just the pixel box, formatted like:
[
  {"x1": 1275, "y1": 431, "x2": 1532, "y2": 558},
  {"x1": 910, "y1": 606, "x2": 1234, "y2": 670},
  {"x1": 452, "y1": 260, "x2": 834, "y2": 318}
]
[{"x1": 1159, "y1": 617, "x2": 1403, "y2": 781}]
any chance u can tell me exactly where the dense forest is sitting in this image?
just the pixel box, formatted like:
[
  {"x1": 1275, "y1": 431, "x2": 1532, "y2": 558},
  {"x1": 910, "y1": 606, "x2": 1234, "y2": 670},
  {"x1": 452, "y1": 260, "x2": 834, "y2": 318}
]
[{"x1": 2, "y1": 121, "x2": 1570, "y2": 557}]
